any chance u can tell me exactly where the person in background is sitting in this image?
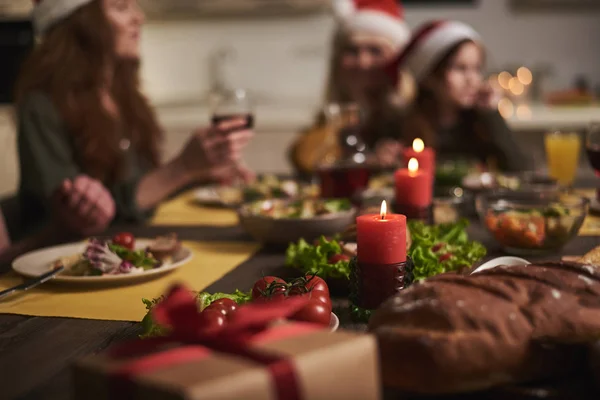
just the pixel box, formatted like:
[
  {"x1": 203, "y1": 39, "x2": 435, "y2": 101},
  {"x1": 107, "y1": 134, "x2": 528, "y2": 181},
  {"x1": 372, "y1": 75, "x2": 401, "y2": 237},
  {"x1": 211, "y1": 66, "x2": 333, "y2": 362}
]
[
  {"x1": 0, "y1": 175, "x2": 114, "y2": 265},
  {"x1": 289, "y1": 0, "x2": 412, "y2": 176},
  {"x1": 15, "y1": 0, "x2": 254, "y2": 240},
  {"x1": 385, "y1": 20, "x2": 531, "y2": 171}
]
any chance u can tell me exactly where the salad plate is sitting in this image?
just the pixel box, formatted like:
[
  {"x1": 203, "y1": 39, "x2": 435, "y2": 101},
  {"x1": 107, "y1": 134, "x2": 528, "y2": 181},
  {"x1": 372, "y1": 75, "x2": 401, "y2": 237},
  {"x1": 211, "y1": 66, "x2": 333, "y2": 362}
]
[
  {"x1": 329, "y1": 312, "x2": 340, "y2": 332},
  {"x1": 12, "y1": 238, "x2": 192, "y2": 284},
  {"x1": 193, "y1": 176, "x2": 318, "y2": 208}
]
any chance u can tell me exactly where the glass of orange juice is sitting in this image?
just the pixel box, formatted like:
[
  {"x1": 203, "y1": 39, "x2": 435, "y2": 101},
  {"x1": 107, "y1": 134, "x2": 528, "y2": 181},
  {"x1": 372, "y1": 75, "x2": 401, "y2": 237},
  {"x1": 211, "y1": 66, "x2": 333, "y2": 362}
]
[{"x1": 545, "y1": 130, "x2": 581, "y2": 187}]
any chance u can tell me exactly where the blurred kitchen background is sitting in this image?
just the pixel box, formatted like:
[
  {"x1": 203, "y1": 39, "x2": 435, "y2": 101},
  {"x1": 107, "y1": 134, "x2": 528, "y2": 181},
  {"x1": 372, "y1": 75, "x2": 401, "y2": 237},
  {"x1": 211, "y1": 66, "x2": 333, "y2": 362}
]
[{"x1": 1, "y1": 0, "x2": 600, "y2": 197}]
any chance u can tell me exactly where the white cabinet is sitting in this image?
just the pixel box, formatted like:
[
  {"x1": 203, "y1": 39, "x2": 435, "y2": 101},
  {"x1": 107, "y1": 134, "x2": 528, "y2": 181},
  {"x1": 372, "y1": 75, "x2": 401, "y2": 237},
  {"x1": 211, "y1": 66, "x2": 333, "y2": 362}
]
[
  {"x1": 0, "y1": 1, "x2": 31, "y2": 16},
  {"x1": 162, "y1": 128, "x2": 297, "y2": 175}
]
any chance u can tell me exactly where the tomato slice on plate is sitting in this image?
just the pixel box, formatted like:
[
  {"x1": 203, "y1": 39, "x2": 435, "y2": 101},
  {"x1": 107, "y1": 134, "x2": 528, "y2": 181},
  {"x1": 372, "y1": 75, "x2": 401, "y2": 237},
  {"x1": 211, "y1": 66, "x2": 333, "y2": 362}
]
[{"x1": 112, "y1": 232, "x2": 135, "y2": 250}]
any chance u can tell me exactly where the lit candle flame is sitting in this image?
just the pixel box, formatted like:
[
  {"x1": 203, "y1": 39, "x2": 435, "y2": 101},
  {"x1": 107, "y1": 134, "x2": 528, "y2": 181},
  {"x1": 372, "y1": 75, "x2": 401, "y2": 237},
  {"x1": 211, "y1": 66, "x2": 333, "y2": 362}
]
[
  {"x1": 380, "y1": 200, "x2": 387, "y2": 220},
  {"x1": 412, "y1": 138, "x2": 424, "y2": 153},
  {"x1": 408, "y1": 158, "x2": 419, "y2": 173}
]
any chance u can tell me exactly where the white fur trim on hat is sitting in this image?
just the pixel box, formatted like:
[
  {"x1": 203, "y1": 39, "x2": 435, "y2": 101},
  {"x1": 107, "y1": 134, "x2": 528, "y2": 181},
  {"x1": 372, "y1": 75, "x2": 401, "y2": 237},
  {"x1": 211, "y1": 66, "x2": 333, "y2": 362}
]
[
  {"x1": 344, "y1": 10, "x2": 411, "y2": 49},
  {"x1": 32, "y1": 0, "x2": 94, "y2": 34},
  {"x1": 332, "y1": 0, "x2": 356, "y2": 20},
  {"x1": 405, "y1": 21, "x2": 481, "y2": 82}
]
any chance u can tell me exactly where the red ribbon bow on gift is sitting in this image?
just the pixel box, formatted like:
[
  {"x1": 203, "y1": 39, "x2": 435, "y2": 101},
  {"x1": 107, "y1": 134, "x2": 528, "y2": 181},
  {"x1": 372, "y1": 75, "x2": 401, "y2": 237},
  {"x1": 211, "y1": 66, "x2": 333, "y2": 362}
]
[{"x1": 109, "y1": 284, "x2": 314, "y2": 400}]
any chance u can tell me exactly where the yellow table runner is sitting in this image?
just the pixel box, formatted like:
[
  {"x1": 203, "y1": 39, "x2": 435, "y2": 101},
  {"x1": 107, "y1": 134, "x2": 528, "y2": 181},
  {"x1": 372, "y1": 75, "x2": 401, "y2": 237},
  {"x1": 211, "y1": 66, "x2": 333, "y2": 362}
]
[
  {"x1": 0, "y1": 241, "x2": 259, "y2": 321},
  {"x1": 151, "y1": 191, "x2": 238, "y2": 226},
  {"x1": 572, "y1": 189, "x2": 600, "y2": 236}
]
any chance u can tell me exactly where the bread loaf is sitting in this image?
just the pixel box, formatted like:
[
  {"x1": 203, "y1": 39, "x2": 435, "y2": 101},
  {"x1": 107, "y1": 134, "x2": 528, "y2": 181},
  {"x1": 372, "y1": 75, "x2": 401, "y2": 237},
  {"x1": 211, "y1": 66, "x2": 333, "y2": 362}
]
[{"x1": 369, "y1": 262, "x2": 600, "y2": 394}]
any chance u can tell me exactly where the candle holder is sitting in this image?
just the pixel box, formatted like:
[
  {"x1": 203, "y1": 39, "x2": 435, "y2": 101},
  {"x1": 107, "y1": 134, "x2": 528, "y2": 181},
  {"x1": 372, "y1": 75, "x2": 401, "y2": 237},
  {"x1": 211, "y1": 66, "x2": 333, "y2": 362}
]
[
  {"x1": 348, "y1": 256, "x2": 414, "y2": 323},
  {"x1": 393, "y1": 202, "x2": 434, "y2": 224}
]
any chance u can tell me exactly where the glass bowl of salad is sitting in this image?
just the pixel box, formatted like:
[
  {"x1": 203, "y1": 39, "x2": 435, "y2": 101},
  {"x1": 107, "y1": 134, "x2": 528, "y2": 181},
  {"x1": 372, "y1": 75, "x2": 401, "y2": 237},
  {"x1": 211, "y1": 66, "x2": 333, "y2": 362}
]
[
  {"x1": 237, "y1": 198, "x2": 356, "y2": 245},
  {"x1": 476, "y1": 190, "x2": 589, "y2": 255}
]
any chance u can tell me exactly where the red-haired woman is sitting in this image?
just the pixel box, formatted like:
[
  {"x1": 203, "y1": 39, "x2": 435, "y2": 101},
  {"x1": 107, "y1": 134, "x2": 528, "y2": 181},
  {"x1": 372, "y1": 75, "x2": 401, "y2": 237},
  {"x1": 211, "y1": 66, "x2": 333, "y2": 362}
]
[{"x1": 15, "y1": 0, "x2": 253, "y2": 238}]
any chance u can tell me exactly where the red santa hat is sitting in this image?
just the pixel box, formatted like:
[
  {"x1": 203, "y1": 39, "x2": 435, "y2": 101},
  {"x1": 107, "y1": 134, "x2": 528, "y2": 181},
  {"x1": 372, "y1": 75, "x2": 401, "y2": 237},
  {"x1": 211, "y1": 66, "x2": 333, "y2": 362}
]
[
  {"x1": 31, "y1": 0, "x2": 95, "y2": 34},
  {"x1": 393, "y1": 20, "x2": 481, "y2": 83},
  {"x1": 333, "y1": 0, "x2": 410, "y2": 50}
]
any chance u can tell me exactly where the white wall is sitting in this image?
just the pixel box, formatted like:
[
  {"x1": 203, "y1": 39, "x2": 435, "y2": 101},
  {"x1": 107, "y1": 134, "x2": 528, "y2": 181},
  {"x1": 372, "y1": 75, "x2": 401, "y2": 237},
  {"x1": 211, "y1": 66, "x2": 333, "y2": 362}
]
[{"x1": 140, "y1": 0, "x2": 600, "y2": 105}]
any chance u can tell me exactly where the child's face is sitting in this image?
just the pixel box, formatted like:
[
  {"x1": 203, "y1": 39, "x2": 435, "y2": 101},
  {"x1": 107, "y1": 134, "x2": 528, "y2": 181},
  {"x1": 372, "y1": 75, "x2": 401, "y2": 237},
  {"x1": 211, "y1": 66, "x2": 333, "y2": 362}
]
[{"x1": 429, "y1": 41, "x2": 485, "y2": 109}]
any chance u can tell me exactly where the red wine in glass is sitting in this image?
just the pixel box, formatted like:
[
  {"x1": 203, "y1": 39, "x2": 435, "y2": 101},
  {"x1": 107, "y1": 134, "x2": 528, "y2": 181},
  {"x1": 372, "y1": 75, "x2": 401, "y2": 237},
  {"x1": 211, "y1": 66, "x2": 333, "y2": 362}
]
[
  {"x1": 211, "y1": 113, "x2": 254, "y2": 130},
  {"x1": 318, "y1": 164, "x2": 372, "y2": 201},
  {"x1": 586, "y1": 122, "x2": 600, "y2": 202},
  {"x1": 586, "y1": 145, "x2": 600, "y2": 174}
]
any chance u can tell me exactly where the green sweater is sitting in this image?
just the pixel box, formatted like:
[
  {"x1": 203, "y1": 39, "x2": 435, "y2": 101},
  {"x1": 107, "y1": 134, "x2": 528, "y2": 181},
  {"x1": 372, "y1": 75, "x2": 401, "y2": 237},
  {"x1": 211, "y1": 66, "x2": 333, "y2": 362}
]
[{"x1": 17, "y1": 92, "x2": 152, "y2": 239}]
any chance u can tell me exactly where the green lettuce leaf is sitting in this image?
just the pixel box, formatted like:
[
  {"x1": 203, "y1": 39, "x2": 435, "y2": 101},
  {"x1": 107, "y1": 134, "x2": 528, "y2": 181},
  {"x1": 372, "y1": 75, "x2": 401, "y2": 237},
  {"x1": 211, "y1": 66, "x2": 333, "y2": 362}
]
[
  {"x1": 109, "y1": 244, "x2": 157, "y2": 270},
  {"x1": 408, "y1": 219, "x2": 486, "y2": 281},
  {"x1": 285, "y1": 236, "x2": 350, "y2": 279}
]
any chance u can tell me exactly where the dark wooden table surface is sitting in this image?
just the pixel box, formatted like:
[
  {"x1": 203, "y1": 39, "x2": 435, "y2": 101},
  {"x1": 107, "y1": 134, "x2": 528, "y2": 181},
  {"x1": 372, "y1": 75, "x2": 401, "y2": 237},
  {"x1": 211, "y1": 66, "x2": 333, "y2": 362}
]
[{"x1": 1, "y1": 220, "x2": 600, "y2": 400}]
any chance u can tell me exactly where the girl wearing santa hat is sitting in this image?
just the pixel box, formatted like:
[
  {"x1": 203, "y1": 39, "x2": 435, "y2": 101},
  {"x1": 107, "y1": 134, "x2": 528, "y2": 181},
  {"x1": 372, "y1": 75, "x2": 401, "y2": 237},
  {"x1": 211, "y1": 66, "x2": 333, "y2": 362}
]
[
  {"x1": 391, "y1": 20, "x2": 531, "y2": 171},
  {"x1": 289, "y1": 0, "x2": 412, "y2": 176},
  {"x1": 15, "y1": 0, "x2": 254, "y2": 238}
]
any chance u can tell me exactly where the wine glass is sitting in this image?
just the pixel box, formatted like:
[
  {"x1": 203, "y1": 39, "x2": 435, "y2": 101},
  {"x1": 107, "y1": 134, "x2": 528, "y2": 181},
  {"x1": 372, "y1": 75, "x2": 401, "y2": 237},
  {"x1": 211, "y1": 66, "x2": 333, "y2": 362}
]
[
  {"x1": 210, "y1": 88, "x2": 254, "y2": 130},
  {"x1": 210, "y1": 89, "x2": 254, "y2": 185},
  {"x1": 585, "y1": 122, "x2": 600, "y2": 203},
  {"x1": 316, "y1": 103, "x2": 372, "y2": 202}
]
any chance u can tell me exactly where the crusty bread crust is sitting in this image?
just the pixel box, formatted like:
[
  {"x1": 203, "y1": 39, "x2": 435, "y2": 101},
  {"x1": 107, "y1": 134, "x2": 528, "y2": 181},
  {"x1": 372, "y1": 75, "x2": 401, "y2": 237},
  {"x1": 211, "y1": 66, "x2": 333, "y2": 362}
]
[{"x1": 369, "y1": 262, "x2": 600, "y2": 394}]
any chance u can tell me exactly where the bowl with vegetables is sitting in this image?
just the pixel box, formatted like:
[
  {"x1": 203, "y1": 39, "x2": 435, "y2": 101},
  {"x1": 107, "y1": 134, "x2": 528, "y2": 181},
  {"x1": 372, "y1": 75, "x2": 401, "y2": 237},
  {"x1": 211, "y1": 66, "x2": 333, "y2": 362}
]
[
  {"x1": 477, "y1": 190, "x2": 589, "y2": 255},
  {"x1": 237, "y1": 198, "x2": 356, "y2": 245}
]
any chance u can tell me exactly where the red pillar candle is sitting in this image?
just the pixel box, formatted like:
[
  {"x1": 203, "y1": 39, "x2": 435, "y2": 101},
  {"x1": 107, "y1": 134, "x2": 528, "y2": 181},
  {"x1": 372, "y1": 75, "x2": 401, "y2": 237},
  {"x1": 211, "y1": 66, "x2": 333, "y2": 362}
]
[
  {"x1": 403, "y1": 138, "x2": 435, "y2": 173},
  {"x1": 356, "y1": 201, "x2": 407, "y2": 265},
  {"x1": 394, "y1": 158, "x2": 433, "y2": 208}
]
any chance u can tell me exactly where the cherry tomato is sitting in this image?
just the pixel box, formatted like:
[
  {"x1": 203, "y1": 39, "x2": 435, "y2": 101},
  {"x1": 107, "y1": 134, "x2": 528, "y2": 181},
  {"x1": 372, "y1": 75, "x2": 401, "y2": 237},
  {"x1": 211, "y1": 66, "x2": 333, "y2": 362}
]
[
  {"x1": 328, "y1": 254, "x2": 350, "y2": 264},
  {"x1": 304, "y1": 276, "x2": 329, "y2": 296},
  {"x1": 288, "y1": 284, "x2": 308, "y2": 296},
  {"x1": 252, "y1": 276, "x2": 286, "y2": 300},
  {"x1": 204, "y1": 303, "x2": 230, "y2": 317},
  {"x1": 438, "y1": 253, "x2": 452, "y2": 262},
  {"x1": 210, "y1": 298, "x2": 238, "y2": 314},
  {"x1": 290, "y1": 299, "x2": 330, "y2": 326},
  {"x1": 307, "y1": 290, "x2": 332, "y2": 313},
  {"x1": 112, "y1": 232, "x2": 135, "y2": 250},
  {"x1": 198, "y1": 309, "x2": 227, "y2": 333}
]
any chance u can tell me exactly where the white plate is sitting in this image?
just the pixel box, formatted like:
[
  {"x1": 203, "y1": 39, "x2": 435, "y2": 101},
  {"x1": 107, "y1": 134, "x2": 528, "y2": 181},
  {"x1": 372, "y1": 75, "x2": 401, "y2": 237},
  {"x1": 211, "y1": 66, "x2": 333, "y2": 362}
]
[
  {"x1": 329, "y1": 312, "x2": 340, "y2": 332},
  {"x1": 471, "y1": 256, "x2": 530, "y2": 274},
  {"x1": 462, "y1": 172, "x2": 495, "y2": 191},
  {"x1": 193, "y1": 186, "x2": 238, "y2": 207},
  {"x1": 12, "y1": 239, "x2": 192, "y2": 284}
]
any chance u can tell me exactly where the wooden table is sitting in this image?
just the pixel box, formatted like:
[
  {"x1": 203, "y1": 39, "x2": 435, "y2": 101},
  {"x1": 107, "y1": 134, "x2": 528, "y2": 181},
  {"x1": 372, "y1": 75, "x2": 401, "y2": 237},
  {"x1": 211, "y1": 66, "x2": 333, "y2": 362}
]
[{"x1": 1, "y1": 222, "x2": 599, "y2": 400}]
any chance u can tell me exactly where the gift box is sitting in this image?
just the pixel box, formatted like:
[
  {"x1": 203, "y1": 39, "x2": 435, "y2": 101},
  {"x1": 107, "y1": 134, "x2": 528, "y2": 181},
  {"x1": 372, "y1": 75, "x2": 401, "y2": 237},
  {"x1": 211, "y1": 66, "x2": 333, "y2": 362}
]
[{"x1": 73, "y1": 285, "x2": 381, "y2": 400}]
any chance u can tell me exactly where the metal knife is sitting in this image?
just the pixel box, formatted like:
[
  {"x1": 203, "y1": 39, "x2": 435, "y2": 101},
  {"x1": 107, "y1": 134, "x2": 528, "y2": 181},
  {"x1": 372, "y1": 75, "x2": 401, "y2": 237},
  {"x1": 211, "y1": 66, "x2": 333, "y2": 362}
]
[{"x1": 0, "y1": 266, "x2": 65, "y2": 300}]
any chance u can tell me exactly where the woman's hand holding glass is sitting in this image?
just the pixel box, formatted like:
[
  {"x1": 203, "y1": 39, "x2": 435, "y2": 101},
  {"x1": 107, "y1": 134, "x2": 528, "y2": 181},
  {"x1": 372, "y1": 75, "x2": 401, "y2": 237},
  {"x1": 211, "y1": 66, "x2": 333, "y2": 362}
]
[
  {"x1": 476, "y1": 81, "x2": 502, "y2": 110},
  {"x1": 176, "y1": 118, "x2": 255, "y2": 184}
]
